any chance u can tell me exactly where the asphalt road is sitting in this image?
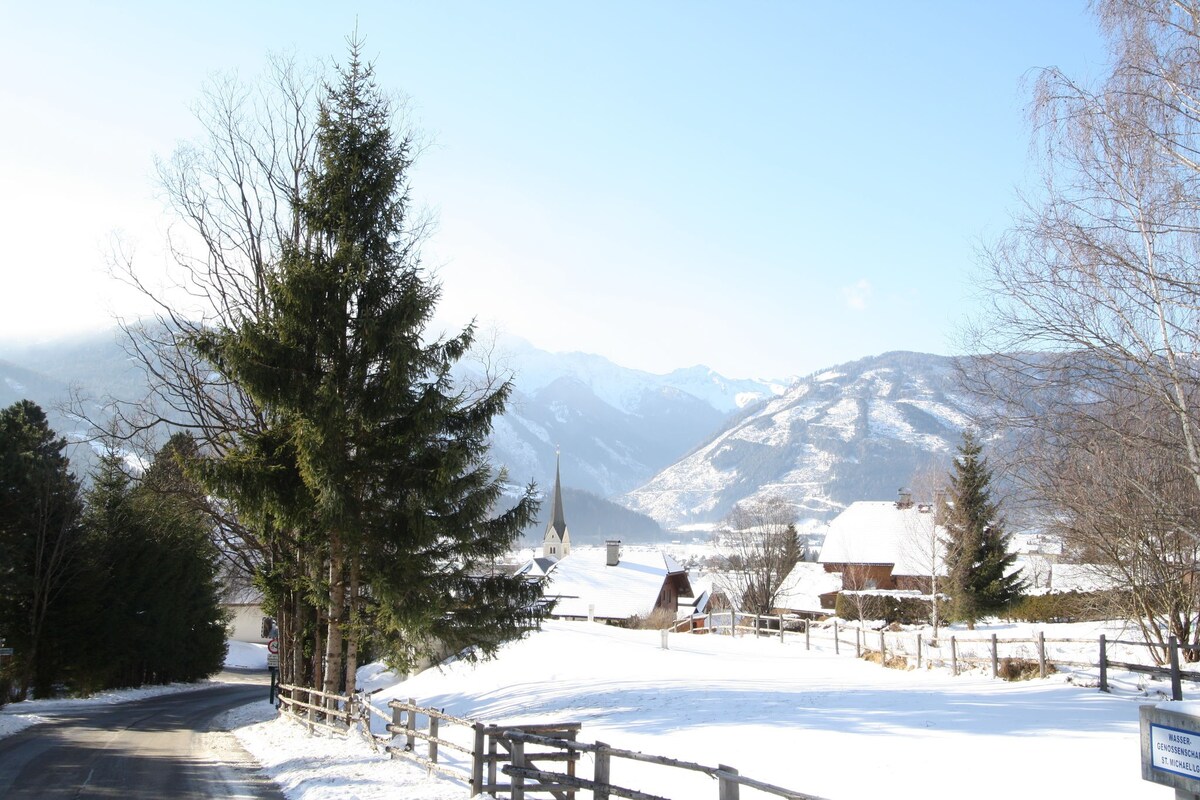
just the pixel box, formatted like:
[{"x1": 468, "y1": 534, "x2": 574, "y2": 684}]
[{"x1": 0, "y1": 672, "x2": 285, "y2": 799}]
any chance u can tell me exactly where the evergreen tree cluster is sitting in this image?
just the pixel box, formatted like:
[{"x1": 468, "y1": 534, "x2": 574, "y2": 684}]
[{"x1": 0, "y1": 401, "x2": 226, "y2": 703}]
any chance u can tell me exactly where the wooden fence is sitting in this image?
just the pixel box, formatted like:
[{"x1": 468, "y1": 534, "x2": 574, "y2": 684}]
[
  {"x1": 675, "y1": 611, "x2": 1200, "y2": 697},
  {"x1": 275, "y1": 688, "x2": 823, "y2": 799}
]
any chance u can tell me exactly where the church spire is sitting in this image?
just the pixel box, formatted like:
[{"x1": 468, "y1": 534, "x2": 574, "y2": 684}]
[
  {"x1": 543, "y1": 449, "x2": 571, "y2": 558},
  {"x1": 550, "y1": 450, "x2": 567, "y2": 538}
]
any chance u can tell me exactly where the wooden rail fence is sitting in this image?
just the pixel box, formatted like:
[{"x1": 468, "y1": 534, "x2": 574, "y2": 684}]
[
  {"x1": 674, "y1": 610, "x2": 1200, "y2": 697},
  {"x1": 275, "y1": 688, "x2": 821, "y2": 799}
]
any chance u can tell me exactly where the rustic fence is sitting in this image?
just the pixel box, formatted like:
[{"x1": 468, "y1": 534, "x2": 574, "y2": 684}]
[
  {"x1": 275, "y1": 687, "x2": 823, "y2": 799},
  {"x1": 674, "y1": 611, "x2": 1200, "y2": 697}
]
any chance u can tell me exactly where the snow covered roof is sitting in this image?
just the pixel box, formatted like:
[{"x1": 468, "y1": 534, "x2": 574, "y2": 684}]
[
  {"x1": 1028, "y1": 563, "x2": 1115, "y2": 595},
  {"x1": 516, "y1": 556, "x2": 560, "y2": 578},
  {"x1": 774, "y1": 562, "x2": 844, "y2": 613},
  {"x1": 818, "y1": 501, "x2": 945, "y2": 577},
  {"x1": 541, "y1": 545, "x2": 687, "y2": 620}
]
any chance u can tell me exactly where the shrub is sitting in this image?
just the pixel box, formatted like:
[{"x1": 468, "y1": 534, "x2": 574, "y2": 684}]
[
  {"x1": 861, "y1": 649, "x2": 910, "y2": 670},
  {"x1": 835, "y1": 592, "x2": 930, "y2": 625},
  {"x1": 998, "y1": 657, "x2": 1044, "y2": 681},
  {"x1": 625, "y1": 607, "x2": 678, "y2": 630},
  {"x1": 1007, "y1": 590, "x2": 1110, "y2": 624}
]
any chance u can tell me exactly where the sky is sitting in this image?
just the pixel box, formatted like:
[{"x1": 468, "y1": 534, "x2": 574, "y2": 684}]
[{"x1": 0, "y1": 2, "x2": 1112, "y2": 379}]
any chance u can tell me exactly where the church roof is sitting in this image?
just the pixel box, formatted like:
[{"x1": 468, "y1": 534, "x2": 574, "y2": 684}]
[{"x1": 548, "y1": 454, "x2": 568, "y2": 539}]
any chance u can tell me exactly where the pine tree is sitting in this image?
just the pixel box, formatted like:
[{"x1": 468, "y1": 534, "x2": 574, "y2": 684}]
[
  {"x1": 942, "y1": 431, "x2": 1024, "y2": 628},
  {"x1": 195, "y1": 40, "x2": 543, "y2": 690},
  {"x1": 0, "y1": 401, "x2": 84, "y2": 699},
  {"x1": 130, "y1": 434, "x2": 227, "y2": 684},
  {"x1": 77, "y1": 439, "x2": 226, "y2": 690}
]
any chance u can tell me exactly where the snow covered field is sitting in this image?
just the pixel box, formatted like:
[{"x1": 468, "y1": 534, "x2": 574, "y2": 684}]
[
  {"x1": 0, "y1": 623, "x2": 1177, "y2": 798},
  {"x1": 227, "y1": 619, "x2": 1175, "y2": 800}
]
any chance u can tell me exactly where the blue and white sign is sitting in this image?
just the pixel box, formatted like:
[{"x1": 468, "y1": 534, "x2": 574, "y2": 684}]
[{"x1": 1150, "y1": 723, "x2": 1200, "y2": 781}]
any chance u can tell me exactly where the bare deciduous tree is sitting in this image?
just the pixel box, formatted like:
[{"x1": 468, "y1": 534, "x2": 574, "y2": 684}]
[
  {"x1": 967, "y1": 0, "x2": 1200, "y2": 658},
  {"x1": 713, "y1": 496, "x2": 802, "y2": 615}
]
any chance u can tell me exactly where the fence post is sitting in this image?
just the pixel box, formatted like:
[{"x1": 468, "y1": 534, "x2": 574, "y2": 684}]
[
  {"x1": 428, "y1": 714, "x2": 439, "y2": 764},
  {"x1": 1099, "y1": 634, "x2": 1108, "y2": 693},
  {"x1": 594, "y1": 742, "x2": 611, "y2": 800},
  {"x1": 779, "y1": 615, "x2": 785, "y2": 643},
  {"x1": 834, "y1": 621, "x2": 839, "y2": 655},
  {"x1": 917, "y1": 633, "x2": 923, "y2": 669},
  {"x1": 1170, "y1": 635, "x2": 1183, "y2": 701},
  {"x1": 471, "y1": 723, "x2": 485, "y2": 796},
  {"x1": 1038, "y1": 631, "x2": 1047, "y2": 679},
  {"x1": 951, "y1": 636, "x2": 958, "y2": 676},
  {"x1": 805, "y1": 621, "x2": 810, "y2": 651},
  {"x1": 661, "y1": 629, "x2": 669, "y2": 650},
  {"x1": 855, "y1": 627, "x2": 861, "y2": 658},
  {"x1": 489, "y1": 730, "x2": 499, "y2": 790},
  {"x1": 755, "y1": 614, "x2": 761, "y2": 638},
  {"x1": 880, "y1": 630, "x2": 886, "y2": 664},
  {"x1": 391, "y1": 703, "x2": 404, "y2": 755},
  {"x1": 718, "y1": 763, "x2": 741, "y2": 800},
  {"x1": 406, "y1": 698, "x2": 417, "y2": 751},
  {"x1": 991, "y1": 633, "x2": 999, "y2": 679},
  {"x1": 511, "y1": 738, "x2": 526, "y2": 800}
]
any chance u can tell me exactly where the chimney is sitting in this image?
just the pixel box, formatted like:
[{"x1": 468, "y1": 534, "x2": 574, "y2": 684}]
[{"x1": 605, "y1": 539, "x2": 621, "y2": 567}]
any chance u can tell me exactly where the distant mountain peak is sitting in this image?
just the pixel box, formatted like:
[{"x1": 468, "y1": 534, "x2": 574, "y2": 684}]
[{"x1": 620, "y1": 351, "x2": 975, "y2": 527}]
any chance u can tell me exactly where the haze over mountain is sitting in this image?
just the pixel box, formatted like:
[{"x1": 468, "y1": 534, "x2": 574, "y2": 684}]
[
  {"x1": 451, "y1": 334, "x2": 786, "y2": 496},
  {"x1": 0, "y1": 332, "x2": 984, "y2": 537}
]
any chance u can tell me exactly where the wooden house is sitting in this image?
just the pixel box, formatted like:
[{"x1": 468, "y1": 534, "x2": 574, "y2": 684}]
[
  {"x1": 520, "y1": 540, "x2": 693, "y2": 623},
  {"x1": 818, "y1": 494, "x2": 946, "y2": 600}
]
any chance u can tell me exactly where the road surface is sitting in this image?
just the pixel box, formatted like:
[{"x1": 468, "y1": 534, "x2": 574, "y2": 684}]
[{"x1": 0, "y1": 672, "x2": 284, "y2": 798}]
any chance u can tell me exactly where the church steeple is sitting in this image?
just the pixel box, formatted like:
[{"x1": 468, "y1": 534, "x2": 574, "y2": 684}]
[{"x1": 543, "y1": 450, "x2": 571, "y2": 558}]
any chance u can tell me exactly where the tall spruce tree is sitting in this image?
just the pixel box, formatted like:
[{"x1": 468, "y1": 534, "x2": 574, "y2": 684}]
[
  {"x1": 195, "y1": 40, "x2": 542, "y2": 692},
  {"x1": 942, "y1": 432, "x2": 1023, "y2": 628}
]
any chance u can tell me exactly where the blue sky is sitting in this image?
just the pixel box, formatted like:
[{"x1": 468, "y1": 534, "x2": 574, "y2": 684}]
[{"x1": 0, "y1": 2, "x2": 1109, "y2": 378}]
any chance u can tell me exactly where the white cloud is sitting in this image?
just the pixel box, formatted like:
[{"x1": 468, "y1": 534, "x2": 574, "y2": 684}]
[{"x1": 842, "y1": 279, "x2": 872, "y2": 311}]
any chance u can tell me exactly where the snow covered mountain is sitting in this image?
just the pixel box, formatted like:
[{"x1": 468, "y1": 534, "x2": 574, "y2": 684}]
[
  {"x1": 621, "y1": 351, "x2": 980, "y2": 527},
  {"x1": 454, "y1": 335, "x2": 787, "y2": 496},
  {"x1": 0, "y1": 330, "x2": 787, "y2": 501}
]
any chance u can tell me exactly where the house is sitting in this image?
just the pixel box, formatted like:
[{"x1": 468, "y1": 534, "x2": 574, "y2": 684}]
[
  {"x1": 222, "y1": 587, "x2": 270, "y2": 643},
  {"x1": 772, "y1": 562, "x2": 844, "y2": 616},
  {"x1": 817, "y1": 491, "x2": 946, "y2": 606},
  {"x1": 534, "y1": 540, "x2": 694, "y2": 623}
]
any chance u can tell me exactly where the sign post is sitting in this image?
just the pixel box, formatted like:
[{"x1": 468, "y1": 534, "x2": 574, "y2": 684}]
[
  {"x1": 1141, "y1": 703, "x2": 1200, "y2": 798},
  {"x1": 267, "y1": 634, "x2": 280, "y2": 704}
]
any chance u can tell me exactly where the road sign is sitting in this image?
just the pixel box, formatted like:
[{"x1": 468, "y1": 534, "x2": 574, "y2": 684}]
[
  {"x1": 0, "y1": 648, "x2": 12, "y2": 656},
  {"x1": 267, "y1": 653, "x2": 279, "y2": 668},
  {"x1": 267, "y1": 638, "x2": 279, "y2": 655}
]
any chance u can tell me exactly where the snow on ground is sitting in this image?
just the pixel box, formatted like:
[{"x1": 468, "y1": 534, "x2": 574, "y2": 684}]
[
  {"x1": 1, "y1": 624, "x2": 1180, "y2": 799},
  {"x1": 223, "y1": 701, "x2": 463, "y2": 800},
  {"x1": 335, "y1": 618, "x2": 1170, "y2": 800},
  {"x1": 227, "y1": 639, "x2": 270, "y2": 669},
  {"x1": 222, "y1": 619, "x2": 1190, "y2": 798}
]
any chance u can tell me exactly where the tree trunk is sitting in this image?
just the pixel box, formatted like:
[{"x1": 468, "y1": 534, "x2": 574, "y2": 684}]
[
  {"x1": 343, "y1": 555, "x2": 360, "y2": 695},
  {"x1": 324, "y1": 539, "x2": 345, "y2": 704}
]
